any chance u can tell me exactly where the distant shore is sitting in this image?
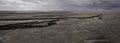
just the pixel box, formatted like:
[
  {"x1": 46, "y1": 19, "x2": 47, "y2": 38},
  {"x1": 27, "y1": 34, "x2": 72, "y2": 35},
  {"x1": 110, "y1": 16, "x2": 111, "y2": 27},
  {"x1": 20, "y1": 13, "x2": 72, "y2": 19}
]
[{"x1": 0, "y1": 11, "x2": 120, "y2": 14}]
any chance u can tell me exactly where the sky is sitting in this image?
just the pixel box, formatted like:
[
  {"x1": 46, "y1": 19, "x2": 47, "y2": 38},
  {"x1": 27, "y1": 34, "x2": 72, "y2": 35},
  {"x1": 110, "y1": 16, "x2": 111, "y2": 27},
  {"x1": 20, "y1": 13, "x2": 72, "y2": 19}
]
[{"x1": 0, "y1": 0, "x2": 120, "y2": 12}]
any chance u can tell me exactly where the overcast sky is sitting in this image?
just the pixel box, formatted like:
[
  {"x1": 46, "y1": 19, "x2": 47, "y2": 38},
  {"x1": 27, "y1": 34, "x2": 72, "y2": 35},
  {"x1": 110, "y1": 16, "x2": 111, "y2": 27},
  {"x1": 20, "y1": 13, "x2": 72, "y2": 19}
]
[{"x1": 0, "y1": 0, "x2": 120, "y2": 12}]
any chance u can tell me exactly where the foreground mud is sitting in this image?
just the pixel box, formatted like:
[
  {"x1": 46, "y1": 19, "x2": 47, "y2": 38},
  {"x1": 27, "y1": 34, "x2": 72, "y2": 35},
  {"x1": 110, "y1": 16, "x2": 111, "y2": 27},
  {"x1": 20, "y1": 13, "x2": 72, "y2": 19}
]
[{"x1": 0, "y1": 13, "x2": 120, "y2": 43}]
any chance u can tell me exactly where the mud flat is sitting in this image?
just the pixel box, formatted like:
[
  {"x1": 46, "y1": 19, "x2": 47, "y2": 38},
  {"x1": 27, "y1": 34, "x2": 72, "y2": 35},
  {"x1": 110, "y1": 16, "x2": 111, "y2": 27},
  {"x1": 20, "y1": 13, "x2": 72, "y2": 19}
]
[{"x1": 0, "y1": 12, "x2": 120, "y2": 43}]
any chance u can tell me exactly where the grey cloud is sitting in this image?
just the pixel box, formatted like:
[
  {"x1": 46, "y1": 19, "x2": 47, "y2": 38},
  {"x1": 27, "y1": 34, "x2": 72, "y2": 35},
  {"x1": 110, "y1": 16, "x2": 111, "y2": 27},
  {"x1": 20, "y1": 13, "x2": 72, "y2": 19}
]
[{"x1": 0, "y1": 0, "x2": 120, "y2": 12}]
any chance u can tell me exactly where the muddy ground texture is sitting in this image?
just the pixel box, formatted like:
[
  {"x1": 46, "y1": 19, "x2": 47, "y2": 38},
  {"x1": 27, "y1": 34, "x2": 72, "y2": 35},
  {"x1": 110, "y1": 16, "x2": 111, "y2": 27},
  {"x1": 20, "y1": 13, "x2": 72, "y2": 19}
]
[{"x1": 0, "y1": 13, "x2": 120, "y2": 43}]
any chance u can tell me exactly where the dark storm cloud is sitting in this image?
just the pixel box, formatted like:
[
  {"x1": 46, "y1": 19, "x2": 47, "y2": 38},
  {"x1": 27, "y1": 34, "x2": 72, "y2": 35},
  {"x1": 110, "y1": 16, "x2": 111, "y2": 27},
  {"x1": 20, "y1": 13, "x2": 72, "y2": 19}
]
[
  {"x1": 85, "y1": 0, "x2": 120, "y2": 9},
  {"x1": 0, "y1": 0, "x2": 120, "y2": 11}
]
